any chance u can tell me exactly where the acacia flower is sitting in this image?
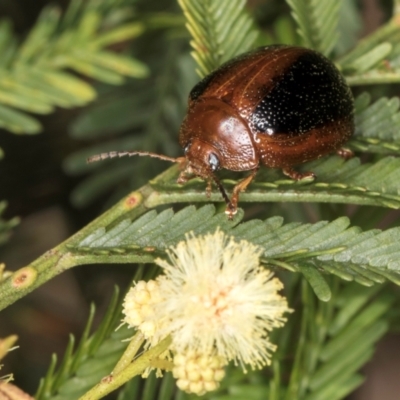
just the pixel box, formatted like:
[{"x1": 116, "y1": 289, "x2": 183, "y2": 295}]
[
  {"x1": 152, "y1": 230, "x2": 290, "y2": 370},
  {"x1": 123, "y1": 230, "x2": 290, "y2": 378}
]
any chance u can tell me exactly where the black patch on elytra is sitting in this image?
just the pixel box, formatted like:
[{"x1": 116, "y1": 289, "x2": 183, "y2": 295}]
[{"x1": 250, "y1": 51, "x2": 353, "y2": 136}]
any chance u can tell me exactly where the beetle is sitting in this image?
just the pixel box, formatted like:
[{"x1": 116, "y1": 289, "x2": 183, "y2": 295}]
[{"x1": 88, "y1": 45, "x2": 354, "y2": 218}]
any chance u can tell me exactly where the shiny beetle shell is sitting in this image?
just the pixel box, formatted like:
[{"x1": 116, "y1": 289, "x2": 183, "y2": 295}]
[
  {"x1": 179, "y1": 45, "x2": 354, "y2": 179},
  {"x1": 177, "y1": 45, "x2": 354, "y2": 216}
]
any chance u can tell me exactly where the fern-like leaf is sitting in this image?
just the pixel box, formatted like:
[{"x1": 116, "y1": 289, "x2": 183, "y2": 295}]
[
  {"x1": 338, "y1": 11, "x2": 400, "y2": 85},
  {"x1": 285, "y1": 0, "x2": 341, "y2": 56},
  {"x1": 35, "y1": 287, "x2": 132, "y2": 400},
  {"x1": 0, "y1": 0, "x2": 147, "y2": 135},
  {"x1": 285, "y1": 282, "x2": 392, "y2": 400},
  {"x1": 76, "y1": 205, "x2": 241, "y2": 251},
  {"x1": 349, "y1": 93, "x2": 400, "y2": 154},
  {"x1": 177, "y1": 0, "x2": 258, "y2": 77},
  {"x1": 72, "y1": 205, "x2": 400, "y2": 300}
]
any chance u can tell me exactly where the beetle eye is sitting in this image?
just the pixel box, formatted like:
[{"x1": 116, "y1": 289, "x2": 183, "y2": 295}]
[
  {"x1": 184, "y1": 142, "x2": 191, "y2": 154},
  {"x1": 208, "y1": 153, "x2": 220, "y2": 171}
]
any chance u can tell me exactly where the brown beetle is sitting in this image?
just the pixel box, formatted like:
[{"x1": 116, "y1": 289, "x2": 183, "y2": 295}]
[{"x1": 89, "y1": 45, "x2": 354, "y2": 218}]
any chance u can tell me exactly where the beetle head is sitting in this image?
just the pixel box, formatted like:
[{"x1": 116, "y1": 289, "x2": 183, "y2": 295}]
[
  {"x1": 180, "y1": 139, "x2": 221, "y2": 177},
  {"x1": 176, "y1": 138, "x2": 231, "y2": 205}
]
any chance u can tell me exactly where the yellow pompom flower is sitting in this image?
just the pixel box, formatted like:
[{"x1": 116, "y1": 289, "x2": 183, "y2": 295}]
[{"x1": 122, "y1": 229, "x2": 291, "y2": 393}]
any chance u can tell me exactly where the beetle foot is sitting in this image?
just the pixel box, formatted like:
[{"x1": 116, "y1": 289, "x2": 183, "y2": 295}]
[
  {"x1": 177, "y1": 174, "x2": 187, "y2": 184},
  {"x1": 283, "y1": 168, "x2": 316, "y2": 181},
  {"x1": 225, "y1": 202, "x2": 238, "y2": 220},
  {"x1": 336, "y1": 148, "x2": 354, "y2": 160}
]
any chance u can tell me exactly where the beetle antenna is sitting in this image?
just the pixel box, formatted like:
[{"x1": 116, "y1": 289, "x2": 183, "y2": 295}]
[
  {"x1": 87, "y1": 151, "x2": 184, "y2": 164},
  {"x1": 211, "y1": 174, "x2": 230, "y2": 205}
]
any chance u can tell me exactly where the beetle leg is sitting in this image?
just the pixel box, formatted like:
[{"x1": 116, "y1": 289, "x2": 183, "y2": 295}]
[
  {"x1": 177, "y1": 170, "x2": 194, "y2": 184},
  {"x1": 177, "y1": 169, "x2": 214, "y2": 197},
  {"x1": 336, "y1": 148, "x2": 354, "y2": 160},
  {"x1": 282, "y1": 168, "x2": 315, "y2": 181},
  {"x1": 206, "y1": 179, "x2": 213, "y2": 198},
  {"x1": 225, "y1": 167, "x2": 259, "y2": 219}
]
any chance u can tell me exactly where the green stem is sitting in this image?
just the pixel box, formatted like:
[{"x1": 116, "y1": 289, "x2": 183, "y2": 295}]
[
  {"x1": 0, "y1": 184, "x2": 151, "y2": 311},
  {"x1": 263, "y1": 259, "x2": 299, "y2": 272},
  {"x1": 284, "y1": 247, "x2": 346, "y2": 262},
  {"x1": 284, "y1": 280, "x2": 311, "y2": 400},
  {"x1": 112, "y1": 331, "x2": 145, "y2": 375},
  {"x1": 79, "y1": 335, "x2": 172, "y2": 400},
  {"x1": 269, "y1": 359, "x2": 281, "y2": 400},
  {"x1": 145, "y1": 188, "x2": 400, "y2": 209},
  {"x1": 347, "y1": 72, "x2": 400, "y2": 86}
]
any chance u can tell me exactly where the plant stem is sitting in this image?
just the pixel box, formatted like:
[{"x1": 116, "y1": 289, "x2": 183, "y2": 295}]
[
  {"x1": 0, "y1": 184, "x2": 151, "y2": 311},
  {"x1": 347, "y1": 72, "x2": 400, "y2": 86},
  {"x1": 79, "y1": 335, "x2": 172, "y2": 400},
  {"x1": 284, "y1": 280, "x2": 310, "y2": 400},
  {"x1": 112, "y1": 331, "x2": 145, "y2": 375}
]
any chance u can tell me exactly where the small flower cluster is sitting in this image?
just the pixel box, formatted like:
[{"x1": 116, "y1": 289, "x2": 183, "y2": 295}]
[
  {"x1": 122, "y1": 230, "x2": 290, "y2": 396},
  {"x1": 123, "y1": 280, "x2": 162, "y2": 340},
  {"x1": 173, "y1": 350, "x2": 226, "y2": 395}
]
